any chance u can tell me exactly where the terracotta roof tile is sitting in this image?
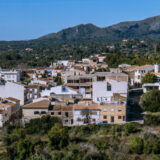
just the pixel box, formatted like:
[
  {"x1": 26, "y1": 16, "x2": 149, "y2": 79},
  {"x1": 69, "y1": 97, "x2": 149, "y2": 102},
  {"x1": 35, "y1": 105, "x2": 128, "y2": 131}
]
[
  {"x1": 22, "y1": 100, "x2": 50, "y2": 109},
  {"x1": 7, "y1": 97, "x2": 20, "y2": 102},
  {"x1": 53, "y1": 106, "x2": 73, "y2": 111},
  {"x1": 73, "y1": 104, "x2": 100, "y2": 110}
]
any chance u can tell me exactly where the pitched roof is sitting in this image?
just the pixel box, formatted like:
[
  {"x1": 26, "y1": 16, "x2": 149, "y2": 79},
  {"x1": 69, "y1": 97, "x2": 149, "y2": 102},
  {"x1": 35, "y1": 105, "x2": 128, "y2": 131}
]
[
  {"x1": 7, "y1": 97, "x2": 20, "y2": 102},
  {"x1": 5, "y1": 102, "x2": 16, "y2": 107},
  {"x1": 123, "y1": 65, "x2": 152, "y2": 72},
  {"x1": 22, "y1": 100, "x2": 50, "y2": 109},
  {"x1": 73, "y1": 104, "x2": 100, "y2": 110},
  {"x1": 53, "y1": 105, "x2": 73, "y2": 111},
  {"x1": 153, "y1": 72, "x2": 160, "y2": 77},
  {"x1": 134, "y1": 65, "x2": 152, "y2": 70}
]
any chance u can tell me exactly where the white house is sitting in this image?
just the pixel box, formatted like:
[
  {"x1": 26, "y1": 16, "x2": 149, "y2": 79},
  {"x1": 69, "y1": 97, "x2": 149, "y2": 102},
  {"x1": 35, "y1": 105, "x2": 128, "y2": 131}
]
[
  {"x1": 143, "y1": 82, "x2": 160, "y2": 93},
  {"x1": 25, "y1": 84, "x2": 40, "y2": 103},
  {"x1": 92, "y1": 72, "x2": 128, "y2": 104},
  {"x1": 41, "y1": 85, "x2": 78, "y2": 97},
  {"x1": 30, "y1": 78, "x2": 48, "y2": 85},
  {"x1": 22, "y1": 100, "x2": 50, "y2": 123},
  {"x1": 134, "y1": 65, "x2": 154, "y2": 84},
  {"x1": 0, "y1": 81, "x2": 24, "y2": 105},
  {"x1": 73, "y1": 104, "x2": 101, "y2": 125},
  {"x1": 57, "y1": 60, "x2": 69, "y2": 67},
  {"x1": 0, "y1": 70, "x2": 20, "y2": 82}
]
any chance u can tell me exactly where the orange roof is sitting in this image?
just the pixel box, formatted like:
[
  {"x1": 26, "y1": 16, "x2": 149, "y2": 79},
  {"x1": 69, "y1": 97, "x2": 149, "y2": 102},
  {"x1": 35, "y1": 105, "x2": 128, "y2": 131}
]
[
  {"x1": 22, "y1": 100, "x2": 50, "y2": 109},
  {"x1": 7, "y1": 97, "x2": 20, "y2": 102},
  {"x1": 153, "y1": 72, "x2": 160, "y2": 77},
  {"x1": 3, "y1": 73, "x2": 17, "y2": 75},
  {"x1": 53, "y1": 106, "x2": 73, "y2": 111},
  {"x1": 124, "y1": 65, "x2": 152, "y2": 72},
  {"x1": 5, "y1": 102, "x2": 16, "y2": 107},
  {"x1": 134, "y1": 65, "x2": 152, "y2": 70},
  {"x1": 73, "y1": 104, "x2": 100, "y2": 110},
  {"x1": 27, "y1": 84, "x2": 40, "y2": 88},
  {"x1": 0, "y1": 110, "x2": 3, "y2": 114}
]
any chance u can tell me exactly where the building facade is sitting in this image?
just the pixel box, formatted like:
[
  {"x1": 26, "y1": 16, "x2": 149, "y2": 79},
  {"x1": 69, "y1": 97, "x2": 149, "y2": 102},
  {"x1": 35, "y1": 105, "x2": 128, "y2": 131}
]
[
  {"x1": 92, "y1": 72, "x2": 128, "y2": 104},
  {"x1": 0, "y1": 81, "x2": 24, "y2": 105},
  {"x1": 0, "y1": 70, "x2": 20, "y2": 82}
]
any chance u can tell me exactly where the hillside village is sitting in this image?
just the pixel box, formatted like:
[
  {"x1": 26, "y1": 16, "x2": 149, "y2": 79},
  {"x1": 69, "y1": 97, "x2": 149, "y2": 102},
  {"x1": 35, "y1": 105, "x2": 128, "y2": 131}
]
[{"x1": 0, "y1": 54, "x2": 160, "y2": 127}]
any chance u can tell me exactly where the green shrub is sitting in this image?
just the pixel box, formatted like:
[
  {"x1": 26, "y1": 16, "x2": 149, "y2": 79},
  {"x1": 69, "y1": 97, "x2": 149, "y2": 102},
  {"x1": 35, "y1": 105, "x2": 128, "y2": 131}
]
[
  {"x1": 144, "y1": 114, "x2": 160, "y2": 126},
  {"x1": 140, "y1": 90, "x2": 160, "y2": 112},
  {"x1": 130, "y1": 137, "x2": 144, "y2": 154},
  {"x1": 4, "y1": 128, "x2": 25, "y2": 145},
  {"x1": 25, "y1": 116, "x2": 61, "y2": 134},
  {"x1": 47, "y1": 123, "x2": 69, "y2": 150},
  {"x1": 52, "y1": 151, "x2": 65, "y2": 160},
  {"x1": 146, "y1": 154, "x2": 160, "y2": 160},
  {"x1": 17, "y1": 138, "x2": 33, "y2": 160},
  {"x1": 84, "y1": 152, "x2": 108, "y2": 160},
  {"x1": 124, "y1": 122, "x2": 141, "y2": 135},
  {"x1": 142, "y1": 72, "x2": 157, "y2": 84}
]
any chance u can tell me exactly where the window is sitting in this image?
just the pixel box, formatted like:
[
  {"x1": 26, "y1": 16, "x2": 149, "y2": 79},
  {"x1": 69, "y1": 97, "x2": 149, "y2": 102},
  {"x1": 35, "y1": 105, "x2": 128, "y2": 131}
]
[
  {"x1": 138, "y1": 75, "x2": 140, "y2": 79},
  {"x1": 107, "y1": 82, "x2": 111, "y2": 91},
  {"x1": 84, "y1": 119, "x2": 88, "y2": 124},
  {"x1": 103, "y1": 115, "x2": 107, "y2": 119},
  {"x1": 92, "y1": 119, "x2": 96, "y2": 122},
  {"x1": 65, "y1": 112, "x2": 68, "y2": 117},
  {"x1": 118, "y1": 116, "x2": 122, "y2": 119},
  {"x1": 34, "y1": 111, "x2": 39, "y2": 115},
  {"x1": 91, "y1": 111, "x2": 97, "y2": 115},
  {"x1": 58, "y1": 112, "x2": 61, "y2": 115},
  {"x1": 110, "y1": 108, "x2": 114, "y2": 112},
  {"x1": 103, "y1": 108, "x2": 107, "y2": 112},
  {"x1": 130, "y1": 98, "x2": 134, "y2": 105},
  {"x1": 77, "y1": 118, "x2": 81, "y2": 121},
  {"x1": 97, "y1": 98, "x2": 99, "y2": 102},
  {"x1": 97, "y1": 76, "x2": 105, "y2": 81},
  {"x1": 71, "y1": 119, "x2": 73, "y2": 124},
  {"x1": 111, "y1": 116, "x2": 114, "y2": 123},
  {"x1": 118, "y1": 108, "x2": 122, "y2": 112},
  {"x1": 41, "y1": 111, "x2": 46, "y2": 115},
  {"x1": 123, "y1": 116, "x2": 125, "y2": 121},
  {"x1": 51, "y1": 112, "x2": 54, "y2": 115}
]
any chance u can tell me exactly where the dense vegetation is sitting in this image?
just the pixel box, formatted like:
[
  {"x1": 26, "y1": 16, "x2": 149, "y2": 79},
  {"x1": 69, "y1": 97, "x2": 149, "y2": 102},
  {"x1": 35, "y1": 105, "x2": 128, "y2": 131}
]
[
  {"x1": 0, "y1": 116, "x2": 160, "y2": 160},
  {"x1": 140, "y1": 90, "x2": 160, "y2": 112},
  {"x1": 1, "y1": 39, "x2": 160, "y2": 68}
]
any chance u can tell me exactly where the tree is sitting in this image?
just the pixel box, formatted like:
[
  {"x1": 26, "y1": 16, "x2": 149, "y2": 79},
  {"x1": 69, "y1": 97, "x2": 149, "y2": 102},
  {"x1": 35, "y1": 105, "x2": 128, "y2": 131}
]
[
  {"x1": 81, "y1": 108, "x2": 91, "y2": 124},
  {"x1": 47, "y1": 123, "x2": 69, "y2": 150},
  {"x1": 130, "y1": 137, "x2": 144, "y2": 154},
  {"x1": 25, "y1": 116, "x2": 61, "y2": 134},
  {"x1": 55, "y1": 76, "x2": 62, "y2": 85},
  {"x1": 124, "y1": 122, "x2": 141, "y2": 135},
  {"x1": 17, "y1": 138, "x2": 33, "y2": 160},
  {"x1": 142, "y1": 72, "x2": 157, "y2": 84},
  {"x1": 140, "y1": 90, "x2": 160, "y2": 112}
]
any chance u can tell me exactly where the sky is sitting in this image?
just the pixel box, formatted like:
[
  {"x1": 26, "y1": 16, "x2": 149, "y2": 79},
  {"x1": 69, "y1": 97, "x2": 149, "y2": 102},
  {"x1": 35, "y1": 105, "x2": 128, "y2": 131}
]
[{"x1": 0, "y1": 0, "x2": 160, "y2": 41}]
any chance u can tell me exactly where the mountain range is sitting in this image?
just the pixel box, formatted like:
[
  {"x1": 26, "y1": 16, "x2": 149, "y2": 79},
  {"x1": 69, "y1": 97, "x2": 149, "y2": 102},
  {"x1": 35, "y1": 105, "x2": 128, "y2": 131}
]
[
  {"x1": 37, "y1": 15, "x2": 160, "y2": 43},
  {"x1": 1, "y1": 15, "x2": 160, "y2": 48}
]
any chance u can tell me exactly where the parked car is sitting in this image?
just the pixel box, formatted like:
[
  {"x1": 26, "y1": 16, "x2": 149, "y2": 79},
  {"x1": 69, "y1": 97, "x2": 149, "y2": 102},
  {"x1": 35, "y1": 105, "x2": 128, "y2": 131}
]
[{"x1": 98, "y1": 121, "x2": 108, "y2": 125}]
